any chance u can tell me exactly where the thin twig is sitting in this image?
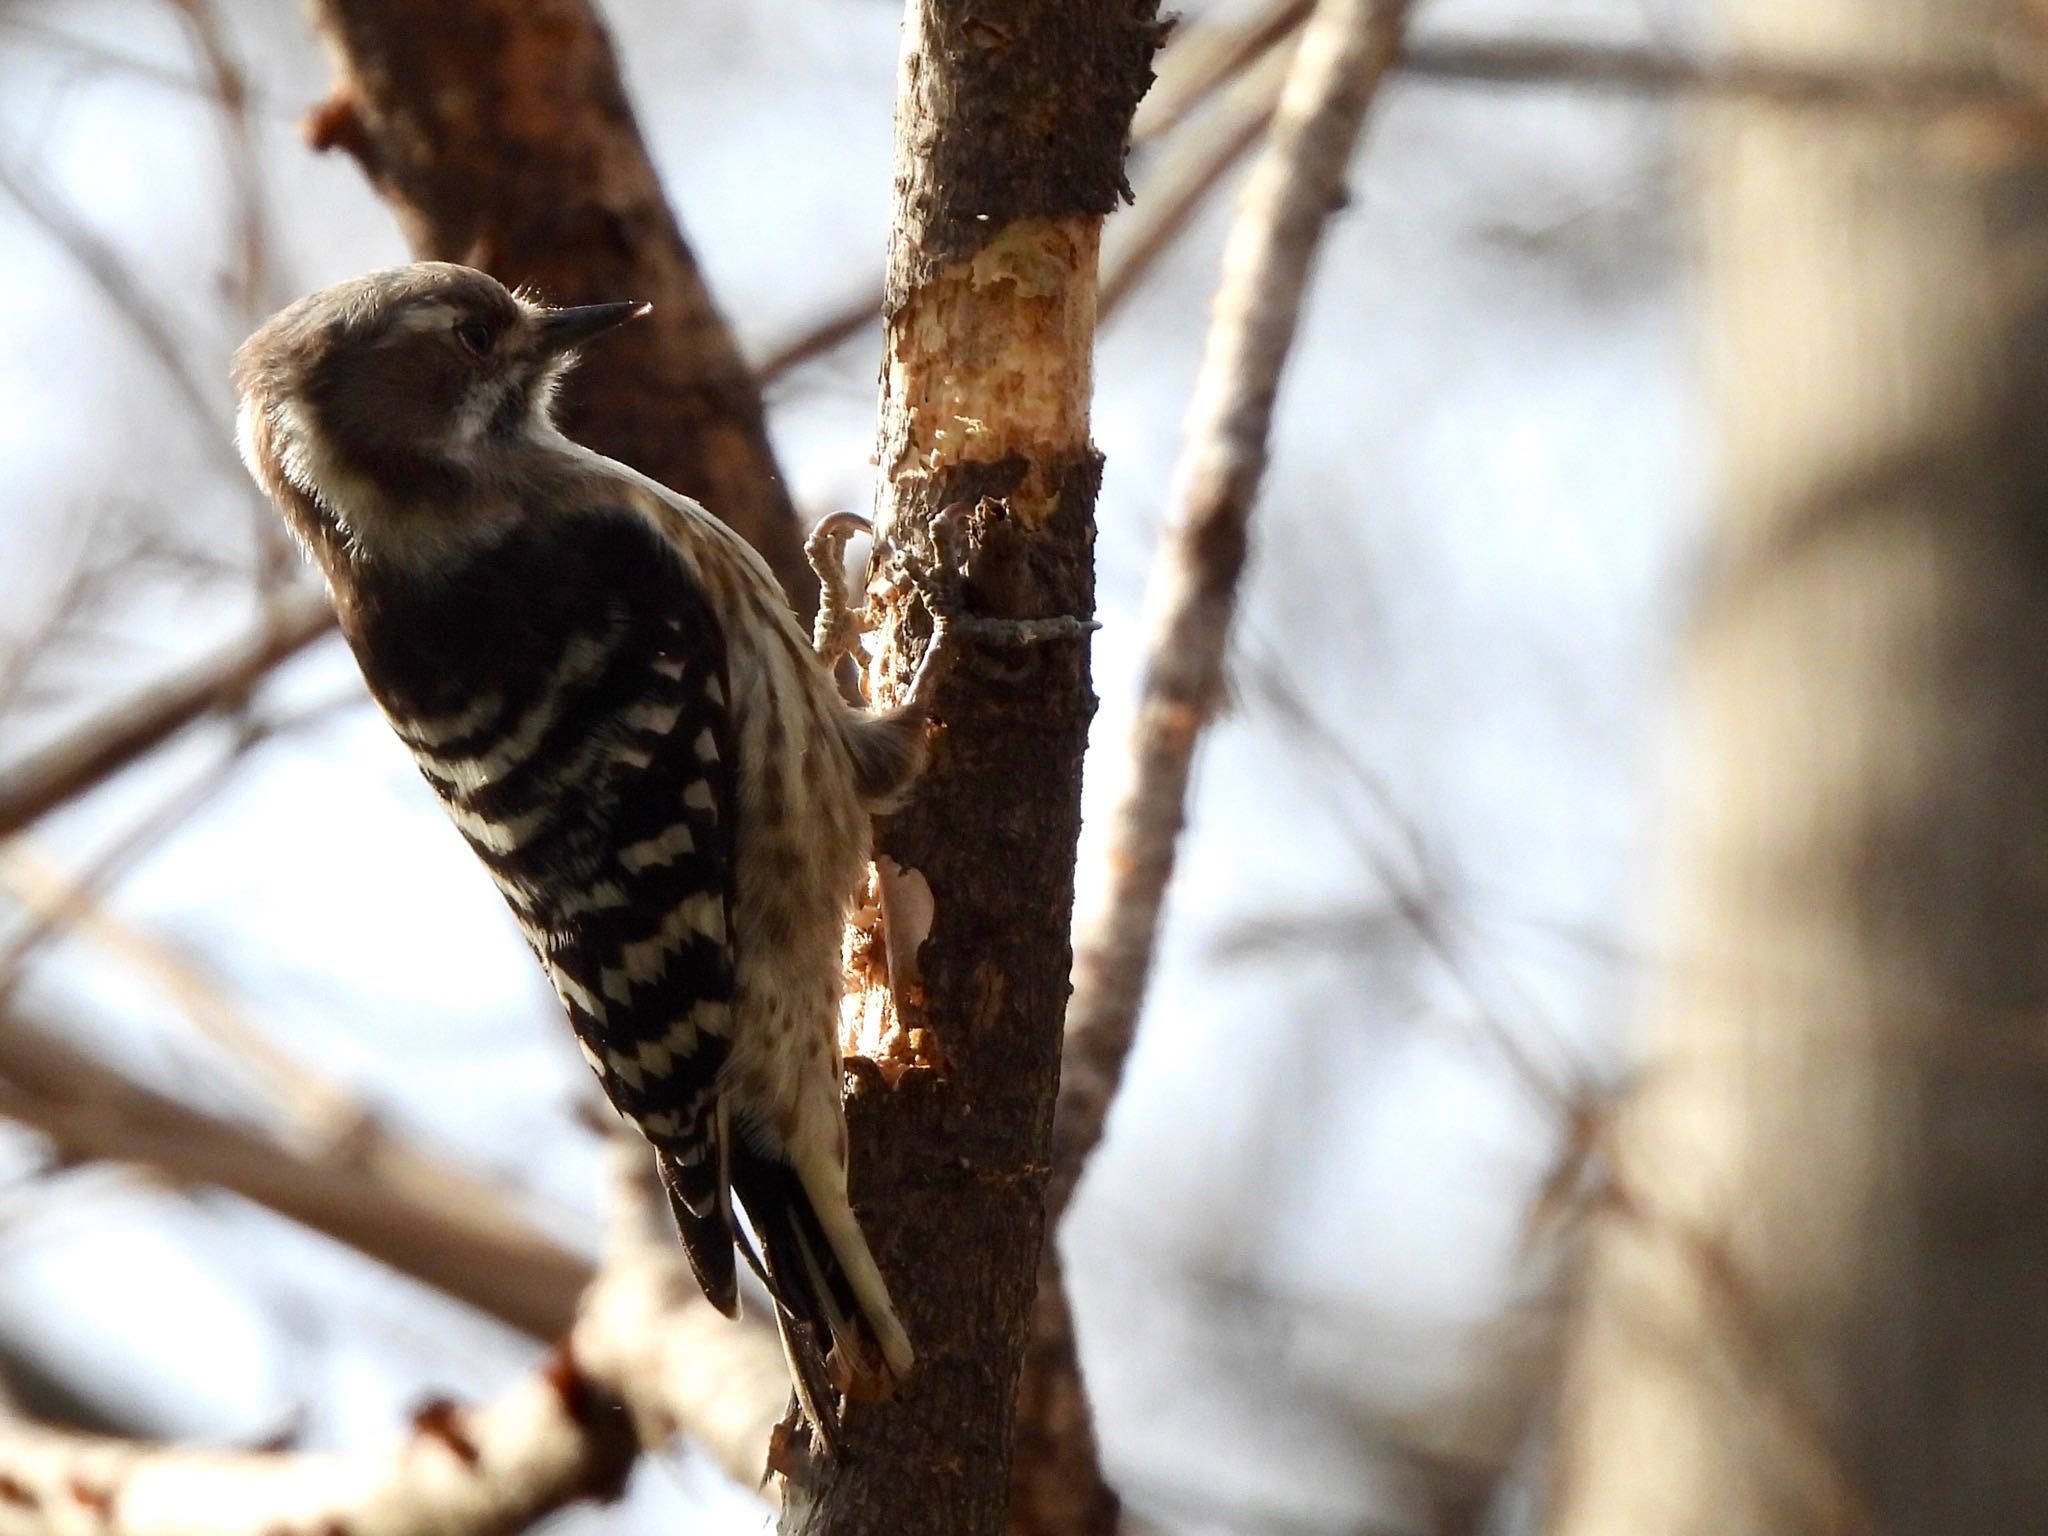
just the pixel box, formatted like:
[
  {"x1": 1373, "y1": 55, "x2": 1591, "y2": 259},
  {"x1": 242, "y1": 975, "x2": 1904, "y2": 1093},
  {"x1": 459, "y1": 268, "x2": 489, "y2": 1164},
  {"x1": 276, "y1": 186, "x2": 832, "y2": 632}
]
[
  {"x1": 0, "y1": 1006, "x2": 590, "y2": 1341},
  {"x1": 1048, "y1": 0, "x2": 1416, "y2": 1227},
  {"x1": 1101, "y1": 46, "x2": 1289, "y2": 320},
  {"x1": 754, "y1": 290, "x2": 880, "y2": 386},
  {"x1": 1399, "y1": 34, "x2": 2033, "y2": 114},
  {"x1": 1131, "y1": 0, "x2": 1311, "y2": 143},
  {"x1": 0, "y1": 846, "x2": 356, "y2": 1135},
  {"x1": 0, "y1": 16, "x2": 298, "y2": 120},
  {"x1": 159, "y1": 0, "x2": 297, "y2": 588},
  {"x1": 0, "y1": 588, "x2": 333, "y2": 842},
  {"x1": 0, "y1": 155, "x2": 240, "y2": 478},
  {"x1": 1596, "y1": 1170, "x2": 1885, "y2": 1536},
  {"x1": 161, "y1": 0, "x2": 271, "y2": 325},
  {"x1": 0, "y1": 751, "x2": 245, "y2": 994}
]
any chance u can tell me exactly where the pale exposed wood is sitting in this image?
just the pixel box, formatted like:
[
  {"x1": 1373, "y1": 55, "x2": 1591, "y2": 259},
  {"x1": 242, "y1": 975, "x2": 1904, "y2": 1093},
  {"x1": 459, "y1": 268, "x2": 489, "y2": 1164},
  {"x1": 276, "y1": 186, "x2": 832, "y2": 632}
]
[
  {"x1": 773, "y1": 4, "x2": 1161, "y2": 1535},
  {"x1": 1550, "y1": 1, "x2": 2048, "y2": 1531}
]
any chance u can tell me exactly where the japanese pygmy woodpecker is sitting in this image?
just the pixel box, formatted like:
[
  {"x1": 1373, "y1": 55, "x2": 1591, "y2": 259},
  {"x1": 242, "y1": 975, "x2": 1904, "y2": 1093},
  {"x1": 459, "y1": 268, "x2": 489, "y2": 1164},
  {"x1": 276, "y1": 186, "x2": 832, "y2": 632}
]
[{"x1": 232, "y1": 262, "x2": 925, "y2": 1440}]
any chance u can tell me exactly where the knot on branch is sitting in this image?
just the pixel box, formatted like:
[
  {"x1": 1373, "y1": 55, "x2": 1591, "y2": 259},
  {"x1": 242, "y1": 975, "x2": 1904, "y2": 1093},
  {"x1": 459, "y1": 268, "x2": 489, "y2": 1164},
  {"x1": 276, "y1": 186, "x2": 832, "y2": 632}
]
[{"x1": 302, "y1": 90, "x2": 382, "y2": 183}]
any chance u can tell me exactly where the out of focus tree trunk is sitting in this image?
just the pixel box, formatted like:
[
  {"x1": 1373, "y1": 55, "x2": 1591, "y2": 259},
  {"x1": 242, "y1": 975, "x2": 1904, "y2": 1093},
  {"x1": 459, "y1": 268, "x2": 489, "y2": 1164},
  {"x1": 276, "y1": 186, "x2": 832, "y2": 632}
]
[
  {"x1": 779, "y1": 4, "x2": 1160, "y2": 1535},
  {"x1": 1550, "y1": 2, "x2": 2048, "y2": 1532}
]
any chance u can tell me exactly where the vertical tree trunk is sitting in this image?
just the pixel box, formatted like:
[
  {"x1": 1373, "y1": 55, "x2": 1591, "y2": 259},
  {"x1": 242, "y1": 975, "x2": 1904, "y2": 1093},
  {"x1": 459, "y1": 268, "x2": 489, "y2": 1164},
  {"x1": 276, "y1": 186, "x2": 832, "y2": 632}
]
[
  {"x1": 1551, "y1": 3, "x2": 2048, "y2": 1532},
  {"x1": 778, "y1": 5, "x2": 1160, "y2": 1534},
  {"x1": 306, "y1": 0, "x2": 812, "y2": 610}
]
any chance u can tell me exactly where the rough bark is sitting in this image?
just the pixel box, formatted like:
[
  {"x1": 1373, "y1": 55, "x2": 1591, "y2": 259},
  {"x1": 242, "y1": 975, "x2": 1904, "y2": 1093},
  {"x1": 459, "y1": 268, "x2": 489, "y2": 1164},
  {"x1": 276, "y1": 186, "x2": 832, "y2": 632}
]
[
  {"x1": 773, "y1": 6, "x2": 1161, "y2": 1535},
  {"x1": 1549, "y1": 1, "x2": 2048, "y2": 1531},
  {"x1": 1008, "y1": 1274, "x2": 1117, "y2": 1536},
  {"x1": 303, "y1": 0, "x2": 812, "y2": 613}
]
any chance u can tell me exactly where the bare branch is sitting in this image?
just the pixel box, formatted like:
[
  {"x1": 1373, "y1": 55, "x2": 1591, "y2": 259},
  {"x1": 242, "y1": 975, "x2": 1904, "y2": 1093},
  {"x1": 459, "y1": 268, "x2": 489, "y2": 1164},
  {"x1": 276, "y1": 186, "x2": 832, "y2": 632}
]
[
  {"x1": 747, "y1": 21, "x2": 2032, "y2": 388},
  {"x1": 161, "y1": 0, "x2": 272, "y2": 327},
  {"x1": 0, "y1": 17, "x2": 297, "y2": 120},
  {"x1": 0, "y1": 1362, "x2": 636, "y2": 1536},
  {"x1": 0, "y1": 590, "x2": 333, "y2": 843},
  {"x1": 751, "y1": 1, "x2": 1303, "y2": 384},
  {"x1": 0, "y1": 1135, "x2": 786, "y2": 1534},
  {"x1": 0, "y1": 1006, "x2": 590, "y2": 1343},
  {"x1": 1049, "y1": 0, "x2": 1415, "y2": 1227},
  {"x1": 1101, "y1": 43, "x2": 1288, "y2": 320},
  {"x1": 0, "y1": 752, "x2": 248, "y2": 991},
  {"x1": 1398, "y1": 34, "x2": 2034, "y2": 114},
  {"x1": 0, "y1": 155, "x2": 243, "y2": 484},
  {"x1": 1130, "y1": 0, "x2": 1309, "y2": 143},
  {"x1": 754, "y1": 290, "x2": 881, "y2": 387},
  {"x1": 0, "y1": 848, "x2": 357, "y2": 1134}
]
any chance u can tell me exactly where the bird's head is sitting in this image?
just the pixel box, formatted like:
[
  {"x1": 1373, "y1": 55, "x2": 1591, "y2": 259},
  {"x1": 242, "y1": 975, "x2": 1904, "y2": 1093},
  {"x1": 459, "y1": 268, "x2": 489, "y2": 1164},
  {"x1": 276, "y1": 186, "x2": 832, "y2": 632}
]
[{"x1": 232, "y1": 262, "x2": 647, "y2": 573}]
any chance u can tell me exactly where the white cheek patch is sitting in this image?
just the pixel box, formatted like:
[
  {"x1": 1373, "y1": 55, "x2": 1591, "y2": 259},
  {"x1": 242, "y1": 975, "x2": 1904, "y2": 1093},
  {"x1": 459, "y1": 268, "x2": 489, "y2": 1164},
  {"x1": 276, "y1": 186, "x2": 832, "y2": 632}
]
[
  {"x1": 264, "y1": 393, "x2": 517, "y2": 574},
  {"x1": 449, "y1": 377, "x2": 509, "y2": 453},
  {"x1": 268, "y1": 399, "x2": 379, "y2": 544},
  {"x1": 234, "y1": 396, "x2": 264, "y2": 482}
]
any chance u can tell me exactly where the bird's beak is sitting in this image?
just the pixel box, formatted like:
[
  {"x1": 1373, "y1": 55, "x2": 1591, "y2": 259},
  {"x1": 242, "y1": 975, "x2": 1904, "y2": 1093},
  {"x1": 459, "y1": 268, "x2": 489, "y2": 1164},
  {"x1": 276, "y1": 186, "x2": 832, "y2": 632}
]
[{"x1": 534, "y1": 300, "x2": 651, "y2": 358}]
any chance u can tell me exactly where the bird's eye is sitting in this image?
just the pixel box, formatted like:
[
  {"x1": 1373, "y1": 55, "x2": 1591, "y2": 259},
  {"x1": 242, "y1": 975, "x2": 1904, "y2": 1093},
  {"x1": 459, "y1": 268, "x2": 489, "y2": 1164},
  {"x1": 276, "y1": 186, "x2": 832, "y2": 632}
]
[{"x1": 453, "y1": 320, "x2": 495, "y2": 358}]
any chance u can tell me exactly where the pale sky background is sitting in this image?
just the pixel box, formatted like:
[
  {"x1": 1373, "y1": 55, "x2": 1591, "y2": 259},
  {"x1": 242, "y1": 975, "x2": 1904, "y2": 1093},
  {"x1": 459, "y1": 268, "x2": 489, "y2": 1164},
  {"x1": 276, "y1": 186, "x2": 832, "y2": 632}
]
[{"x1": 0, "y1": 0, "x2": 1706, "y2": 1530}]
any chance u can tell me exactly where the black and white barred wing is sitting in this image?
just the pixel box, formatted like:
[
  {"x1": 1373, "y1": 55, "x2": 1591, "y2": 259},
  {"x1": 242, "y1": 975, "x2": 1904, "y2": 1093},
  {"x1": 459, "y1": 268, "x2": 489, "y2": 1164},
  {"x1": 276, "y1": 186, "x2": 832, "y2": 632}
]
[
  {"x1": 394, "y1": 535, "x2": 747, "y2": 1315},
  {"x1": 545, "y1": 616, "x2": 743, "y2": 1314}
]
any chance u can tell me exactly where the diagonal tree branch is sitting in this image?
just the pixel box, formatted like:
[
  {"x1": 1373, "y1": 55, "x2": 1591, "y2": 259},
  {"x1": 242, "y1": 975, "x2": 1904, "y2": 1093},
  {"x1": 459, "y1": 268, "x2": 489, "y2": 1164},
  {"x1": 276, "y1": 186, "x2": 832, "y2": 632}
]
[
  {"x1": 0, "y1": 847, "x2": 362, "y2": 1135},
  {"x1": 1396, "y1": 33, "x2": 2032, "y2": 112},
  {"x1": 0, "y1": 591, "x2": 333, "y2": 844},
  {"x1": 0, "y1": 1355, "x2": 638, "y2": 1536},
  {"x1": 0, "y1": 1006, "x2": 591, "y2": 1343},
  {"x1": 1048, "y1": 0, "x2": 1416, "y2": 1227},
  {"x1": 1099, "y1": 37, "x2": 1290, "y2": 321},
  {"x1": 0, "y1": 1140, "x2": 786, "y2": 1534},
  {"x1": 0, "y1": 1012, "x2": 789, "y2": 1494},
  {"x1": 1013, "y1": 7, "x2": 1412, "y2": 1531}
]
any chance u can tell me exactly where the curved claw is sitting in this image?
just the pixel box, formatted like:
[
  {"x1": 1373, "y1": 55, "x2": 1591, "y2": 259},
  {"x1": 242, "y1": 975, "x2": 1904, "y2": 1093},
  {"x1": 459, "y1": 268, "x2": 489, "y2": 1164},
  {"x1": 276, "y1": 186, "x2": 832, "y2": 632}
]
[{"x1": 806, "y1": 511, "x2": 876, "y2": 664}]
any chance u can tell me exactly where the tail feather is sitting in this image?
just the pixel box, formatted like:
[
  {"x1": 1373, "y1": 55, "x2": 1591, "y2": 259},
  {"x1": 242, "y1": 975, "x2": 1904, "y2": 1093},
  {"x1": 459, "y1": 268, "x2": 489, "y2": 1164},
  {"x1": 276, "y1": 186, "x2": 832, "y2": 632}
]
[
  {"x1": 730, "y1": 1140, "x2": 913, "y2": 1396},
  {"x1": 770, "y1": 1308, "x2": 843, "y2": 1456},
  {"x1": 658, "y1": 1149, "x2": 738, "y2": 1317}
]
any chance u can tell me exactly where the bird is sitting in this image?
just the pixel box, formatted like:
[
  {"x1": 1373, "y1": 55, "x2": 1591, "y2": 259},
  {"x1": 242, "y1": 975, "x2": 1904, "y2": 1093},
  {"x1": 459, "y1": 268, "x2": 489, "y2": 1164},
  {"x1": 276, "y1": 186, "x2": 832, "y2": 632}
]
[{"x1": 231, "y1": 261, "x2": 926, "y2": 1444}]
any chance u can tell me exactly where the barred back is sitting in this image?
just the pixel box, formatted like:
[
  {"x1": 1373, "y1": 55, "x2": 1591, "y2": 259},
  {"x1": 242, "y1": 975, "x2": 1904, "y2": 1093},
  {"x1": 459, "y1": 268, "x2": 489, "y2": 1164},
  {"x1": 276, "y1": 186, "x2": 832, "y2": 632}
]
[{"x1": 341, "y1": 508, "x2": 745, "y2": 1306}]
